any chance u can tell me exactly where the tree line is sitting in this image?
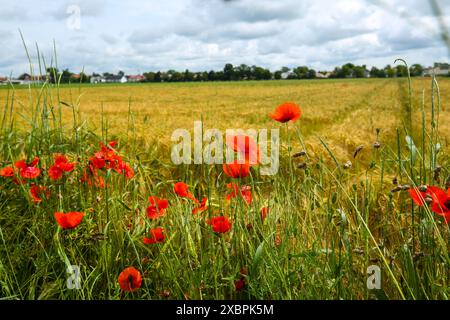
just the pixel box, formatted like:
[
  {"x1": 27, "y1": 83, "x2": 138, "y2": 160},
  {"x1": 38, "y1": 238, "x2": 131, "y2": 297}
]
[{"x1": 16, "y1": 63, "x2": 433, "y2": 84}]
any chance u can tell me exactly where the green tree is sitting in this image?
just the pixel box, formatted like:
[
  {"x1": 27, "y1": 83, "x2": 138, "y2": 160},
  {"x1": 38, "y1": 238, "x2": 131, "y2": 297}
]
[
  {"x1": 154, "y1": 71, "x2": 162, "y2": 82},
  {"x1": 274, "y1": 71, "x2": 282, "y2": 80},
  {"x1": 143, "y1": 72, "x2": 156, "y2": 82},
  {"x1": 409, "y1": 64, "x2": 424, "y2": 77},
  {"x1": 223, "y1": 63, "x2": 235, "y2": 81},
  {"x1": 46, "y1": 67, "x2": 59, "y2": 83}
]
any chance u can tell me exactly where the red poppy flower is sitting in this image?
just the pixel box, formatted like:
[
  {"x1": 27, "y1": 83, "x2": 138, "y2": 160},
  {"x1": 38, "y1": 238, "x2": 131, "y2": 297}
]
[
  {"x1": 81, "y1": 165, "x2": 105, "y2": 188},
  {"x1": 54, "y1": 211, "x2": 84, "y2": 229},
  {"x1": 409, "y1": 186, "x2": 450, "y2": 224},
  {"x1": 143, "y1": 227, "x2": 165, "y2": 244},
  {"x1": 146, "y1": 196, "x2": 169, "y2": 219},
  {"x1": 192, "y1": 197, "x2": 208, "y2": 214},
  {"x1": 235, "y1": 278, "x2": 245, "y2": 292},
  {"x1": 119, "y1": 162, "x2": 134, "y2": 179},
  {"x1": 260, "y1": 207, "x2": 269, "y2": 220},
  {"x1": 48, "y1": 154, "x2": 76, "y2": 180},
  {"x1": 30, "y1": 184, "x2": 50, "y2": 204},
  {"x1": 226, "y1": 134, "x2": 261, "y2": 165},
  {"x1": 90, "y1": 142, "x2": 134, "y2": 180},
  {"x1": 207, "y1": 216, "x2": 232, "y2": 233},
  {"x1": 14, "y1": 157, "x2": 41, "y2": 179},
  {"x1": 0, "y1": 166, "x2": 14, "y2": 177},
  {"x1": 118, "y1": 266, "x2": 142, "y2": 292},
  {"x1": 226, "y1": 183, "x2": 252, "y2": 205},
  {"x1": 173, "y1": 181, "x2": 197, "y2": 201},
  {"x1": 269, "y1": 102, "x2": 301, "y2": 123},
  {"x1": 90, "y1": 153, "x2": 106, "y2": 169},
  {"x1": 223, "y1": 161, "x2": 250, "y2": 179}
]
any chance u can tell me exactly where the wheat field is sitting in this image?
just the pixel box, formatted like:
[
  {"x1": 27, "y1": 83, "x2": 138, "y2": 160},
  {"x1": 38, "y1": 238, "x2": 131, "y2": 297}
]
[{"x1": 0, "y1": 77, "x2": 448, "y2": 300}]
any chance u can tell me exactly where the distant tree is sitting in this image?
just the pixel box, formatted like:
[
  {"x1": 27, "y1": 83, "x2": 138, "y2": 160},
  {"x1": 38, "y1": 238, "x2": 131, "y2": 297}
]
[
  {"x1": 215, "y1": 71, "x2": 224, "y2": 80},
  {"x1": 236, "y1": 64, "x2": 251, "y2": 80},
  {"x1": 353, "y1": 65, "x2": 366, "y2": 78},
  {"x1": 208, "y1": 70, "x2": 216, "y2": 81},
  {"x1": 118, "y1": 70, "x2": 125, "y2": 77},
  {"x1": 395, "y1": 65, "x2": 408, "y2": 77},
  {"x1": 200, "y1": 71, "x2": 209, "y2": 82},
  {"x1": 184, "y1": 69, "x2": 194, "y2": 82},
  {"x1": 46, "y1": 67, "x2": 59, "y2": 83},
  {"x1": 143, "y1": 72, "x2": 155, "y2": 82},
  {"x1": 281, "y1": 66, "x2": 290, "y2": 73},
  {"x1": 384, "y1": 65, "x2": 395, "y2": 78},
  {"x1": 307, "y1": 69, "x2": 316, "y2": 79},
  {"x1": 370, "y1": 67, "x2": 380, "y2": 78},
  {"x1": 223, "y1": 63, "x2": 235, "y2": 81},
  {"x1": 154, "y1": 71, "x2": 162, "y2": 82},
  {"x1": 409, "y1": 64, "x2": 424, "y2": 77},
  {"x1": 274, "y1": 71, "x2": 282, "y2": 80},
  {"x1": 18, "y1": 73, "x2": 30, "y2": 80},
  {"x1": 293, "y1": 66, "x2": 309, "y2": 79}
]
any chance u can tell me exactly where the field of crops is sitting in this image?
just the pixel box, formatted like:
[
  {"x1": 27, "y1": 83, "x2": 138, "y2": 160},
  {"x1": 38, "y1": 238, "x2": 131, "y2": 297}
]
[{"x1": 0, "y1": 77, "x2": 448, "y2": 300}]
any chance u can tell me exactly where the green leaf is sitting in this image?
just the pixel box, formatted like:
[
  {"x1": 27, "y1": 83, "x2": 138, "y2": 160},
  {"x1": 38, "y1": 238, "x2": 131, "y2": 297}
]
[
  {"x1": 251, "y1": 241, "x2": 265, "y2": 276},
  {"x1": 405, "y1": 135, "x2": 417, "y2": 165}
]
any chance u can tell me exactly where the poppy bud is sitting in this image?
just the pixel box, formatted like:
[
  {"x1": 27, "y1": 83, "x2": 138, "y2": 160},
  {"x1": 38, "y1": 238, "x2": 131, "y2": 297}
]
[
  {"x1": 297, "y1": 162, "x2": 307, "y2": 169},
  {"x1": 293, "y1": 151, "x2": 307, "y2": 158},
  {"x1": 353, "y1": 145, "x2": 364, "y2": 158}
]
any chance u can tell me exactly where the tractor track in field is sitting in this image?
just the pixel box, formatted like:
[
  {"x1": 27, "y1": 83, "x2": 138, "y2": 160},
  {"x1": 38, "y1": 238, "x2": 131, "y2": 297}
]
[{"x1": 305, "y1": 79, "x2": 391, "y2": 137}]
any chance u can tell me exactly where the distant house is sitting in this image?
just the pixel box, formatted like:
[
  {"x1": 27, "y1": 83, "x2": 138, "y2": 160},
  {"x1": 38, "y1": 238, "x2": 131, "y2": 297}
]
[
  {"x1": 363, "y1": 69, "x2": 370, "y2": 78},
  {"x1": 423, "y1": 62, "x2": 450, "y2": 76},
  {"x1": 126, "y1": 75, "x2": 145, "y2": 83},
  {"x1": 104, "y1": 75, "x2": 127, "y2": 83},
  {"x1": 90, "y1": 75, "x2": 104, "y2": 84},
  {"x1": 91, "y1": 74, "x2": 127, "y2": 83},
  {"x1": 315, "y1": 71, "x2": 332, "y2": 79},
  {"x1": 1, "y1": 74, "x2": 45, "y2": 85},
  {"x1": 281, "y1": 71, "x2": 295, "y2": 79}
]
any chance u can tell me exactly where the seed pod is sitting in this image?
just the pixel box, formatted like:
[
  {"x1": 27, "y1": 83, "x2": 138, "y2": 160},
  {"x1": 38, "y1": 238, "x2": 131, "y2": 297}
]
[
  {"x1": 343, "y1": 161, "x2": 352, "y2": 169},
  {"x1": 353, "y1": 145, "x2": 364, "y2": 158},
  {"x1": 400, "y1": 184, "x2": 411, "y2": 191},
  {"x1": 373, "y1": 141, "x2": 381, "y2": 149},
  {"x1": 293, "y1": 151, "x2": 307, "y2": 158},
  {"x1": 392, "y1": 177, "x2": 398, "y2": 185},
  {"x1": 160, "y1": 290, "x2": 171, "y2": 298},
  {"x1": 413, "y1": 252, "x2": 424, "y2": 261},
  {"x1": 240, "y1": 267, "x2": 248, "y2": 276},
  {"x1": 446, "y1": 176, "x2": 450, "y2": 190},
  {"x1": 434, "y1": 166, "x2": 442, "y2": 182},
  {"x1": 418, "y1": 185, "x2": 427, "y2": 192},
  {"x1": 390, "y1": 186, "x2": 402, "y2": 193},
  {"x1": 297, "y1": 162, "x2": 307, "y2": 169}
]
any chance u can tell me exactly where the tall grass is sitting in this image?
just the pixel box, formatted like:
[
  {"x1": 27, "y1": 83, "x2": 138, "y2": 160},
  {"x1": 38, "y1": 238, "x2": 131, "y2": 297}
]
[{"x1": 0, "y1": 52, "x2": 448, "y2": 300}]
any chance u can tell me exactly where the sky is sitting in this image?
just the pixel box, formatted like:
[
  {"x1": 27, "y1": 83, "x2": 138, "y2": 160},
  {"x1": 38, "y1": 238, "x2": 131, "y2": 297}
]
[{"x1": 1, "y1": 0, "x2": 450, "y2": 76}]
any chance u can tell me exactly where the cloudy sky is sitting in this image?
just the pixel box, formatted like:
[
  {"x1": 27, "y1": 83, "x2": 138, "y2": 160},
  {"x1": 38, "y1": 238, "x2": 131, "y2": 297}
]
[{"x1": 0, "y1": 0, "x2": 449, "y2": 76}]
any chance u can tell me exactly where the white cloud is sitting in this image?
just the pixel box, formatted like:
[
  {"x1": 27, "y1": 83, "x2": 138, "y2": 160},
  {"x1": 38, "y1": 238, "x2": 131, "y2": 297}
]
[{"x1": 0, "y1": 0, "x2": 449, "y2": 76}]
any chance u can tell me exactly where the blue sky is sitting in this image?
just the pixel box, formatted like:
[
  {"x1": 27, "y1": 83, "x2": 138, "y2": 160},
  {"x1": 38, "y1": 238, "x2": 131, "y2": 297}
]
[{"x1": 0, "y1": 0, "x2": 449, "y2": 76}]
